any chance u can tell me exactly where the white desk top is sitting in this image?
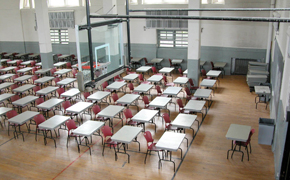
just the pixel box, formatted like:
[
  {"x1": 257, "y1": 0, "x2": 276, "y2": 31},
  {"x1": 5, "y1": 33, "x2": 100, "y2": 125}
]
[
  {"x1": 193, "y1": 89, "x2": 212, "y2": 98},
  {"x1": 35, "y1": 68, "x2": 51, "y2": 74},
  {"x1": 8, "y1": 111, "x2": 39, "y2": 125},
  {"x1": 116, "y1": 94, "x2": 140, "y2": 105},
  {"x1": 0, "y1": 59, "x2": 9, "y2": 62},
  {"x1": 54, "y1": 62, "x2": 67, "y2": 67},
  {"x1": 136, "y1": 66, "x2": 152, "y2": 73},
  {"x1": 0, "y1": 73, "x2": 15, "y2": 80},
  {"x1": 36, "y1": 86, "x2": 59, "y2": 95},
  {"x1": 111, "y1": 126, "x2": 143, "y2": 144},
  {"x1": 14, "y1": 75, "x2": 32, "y2": 82},
  {"x1": 20, "y1": 61, "x2": 32, "y2": 65},
  {"x1": 66, "y1": 102, "x2": 93, "y2": 114},
  {"x1": 123, "y1": 74, "x2": 139, "y2": 81},
  {"x1": 173, "y1": 77, "x2": 189, "y2": 84},
  {"x1": 0, "y1": 82, "x2": 14, "y2": 90},
  {"x1": 163, "y1": 87, "x2": 182, "y2": 96},
  {"x1": 29, "y1": 54, "x2": 39, "y2": 58},
  {"x1": 183, "y1": 69, "x2": 188, "y2": 75},
  {"x1": 7, "y1": 60, "x2": 18, "y2": 64},
  {"x1": 73, "y1": 120, "x2": 105, "y2": 137},
  {"x1": 37, "y1": 98, "x2": 64, "y2": 110},
  {"x1": 36, "y1": 62, "x2": 42, "y2": 66},
  {"x1": 0, "y1": 66, "x2": 16, "y2": 72},
  {"x1": 226, "y1": 124, "x2": 251, "y2": 142},
  {"x1": 34, "y1": 76, "x2": 54, "y2": 84},
  {"x1": 15, "y1": 53, "x2": 30, "y2": 57},
  {"x1": 200, "y1": 79, "x2": 216, "y2": 88},
  {"x1": 12, "y1": 95, "x2": 38, "y2": 106},
  {"x1": 151, "y1": 58, "x2": 163, "y2": 63},
  {"x1": 171, "y1": 113, "x2": 197, "y2": 128},
  {"x1": 254, "y1": 86, "x2": 271, "y2": 95},
  {"x1": 58, "y1": 55, "x2": 71, "y2": 59},
  {"x1": 147, "y1": 75, "x2": 163, "y2": 82},
  {"x1": 200, "y1": 61, "x2": 206, "y2": 66},
  {"x1": 133, "y1": 84, "x2": 153, "y2": 93},
  {"x1": 214, "y1": 62, "x2": 227, "y2": 68},
  {"x1": 149, "y1": 97, "x2": 171, "y2": 108},
  {"x1": 159, "y1": 67, "x2": 174, "y2": 74},
  {"x1": 132, "y1": 109, "x2": 158, "y2": 123},
  {"x1": 156, "y1": 131, "x2": 186, "y2": 151},
  {"x1": 87, "y1": 91, "x2": 110, "y2": 101},
  {"x1": 0, "y1": 93, "x2": 15, "y2": 102},
  {"x1": 54, "y1": 69, "x2": 72, "y2": 75},
  {"x1": 60, "y1": 88, "x2": 80, "y2": 98},
  {"x1": 184, "y1": 100, "x2": 206, "y2": 112},
  {"x1": 0, "y1": 107, "x2": 12, "y2": 116},
  {"x1": 17, "y1": 67, "x2": 32, "y2": 73},
  {"x1": 107, "y1": 82, "x2": 126, "y2": 90},
  {"x1": 206, "y1": 70, "x2": 221, "y2": 77},
  {"x1": 131, "y1": 57, "x2": 143, "y2": 62},
  {"x1": 98, "y1": 105, "x2": 124, "y2": 118},
  {"x1": 38, "y1": 115, "x2": 70, "y2": 130},
  {"x1": 13, "y1": 84, "x2": 35, "y2": 93},
  {"x1": 172, "y1": 59, "x2": 183, "y2": 64},
  {"x1": 57, "y1": 78, "x2": 76, "y2": 86}
]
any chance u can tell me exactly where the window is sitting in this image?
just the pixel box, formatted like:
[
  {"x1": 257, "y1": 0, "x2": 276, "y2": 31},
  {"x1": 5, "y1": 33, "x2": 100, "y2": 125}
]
[
  {"x1": 129, "y1": 0, "x2": 138, "y2": 4},
  {"x1": 158, "y1": 30, "x2": 188, "y2": 48},
  {"x1": 47, "y1": 0, "x2": 80, "y2": 7},
  {"x1": 143, "y1": 0, "x2": 188, "y2": 4},
  {"x1": 50, "y1": 29, "x2": 69, "y2": 44},
  {"x1": 20, "y1": 0, "x2": 34, "y2": 9},
  {"x1": 202, "y1": 0, "x2": 225, "y2": 4}
]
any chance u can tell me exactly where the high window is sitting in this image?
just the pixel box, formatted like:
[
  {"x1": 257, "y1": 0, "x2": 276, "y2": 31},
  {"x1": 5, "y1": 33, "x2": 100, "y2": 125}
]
[
  {"x1": 142, "y1": 0, "x2": 188, "y2": 4},
  {"x1": 202, "y1": 0, "x2": 225, "y2": 4},
  {"x1": 48, "y1": 0, "x2": 79, "y2": 7},
  {"x1": 50, "y1": 29, "x2": 69, "y2": 44},
  {"x1": 157, "y1": 30, "x2": 188, "y2": 48}
]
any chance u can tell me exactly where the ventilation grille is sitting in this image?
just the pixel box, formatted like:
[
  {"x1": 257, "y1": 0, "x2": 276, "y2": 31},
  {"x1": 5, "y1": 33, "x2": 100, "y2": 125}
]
[
  {"x1": 231, "y1": 58, "x2": 258, "y2": 75},
  {"x1": 146, "y1": 10, "x2": 188, "y2": 29},
  {"x1": 49, "y1": 11, "x2": 75, "y2": 29}
]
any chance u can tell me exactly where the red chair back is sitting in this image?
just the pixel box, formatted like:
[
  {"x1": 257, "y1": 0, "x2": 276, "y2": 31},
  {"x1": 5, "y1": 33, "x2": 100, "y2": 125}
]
[
  {"x1": 114, "y1": 75, "x2": 121, "y2": 81},
  {"x1": 92, "y1": 104, "x2": 101, "y2": 115},
  {"x1": 16, "y1": 60, "x2": 23, "y2": 66},
  {"x1": 128, "y1": 83, "x2": 134, "y2": 91},
  {"x1": 138, "y1": 74, "x2": 144, "y2": 81},
  {"x1": 35, "y1": 97, "x2": 44, "y2": 105},
  {"x1": 11, "y1": 84, "x2": 18, "y2": 91},
  {"x1": 178, "y1": 68, "x2": 183, "y2": 76},
  {"x1": 152, "y1": 66, "x2": 158, "y2": 74},
  {"x1": 124, "y1": 108, "x2": 133, "y2": 119},
  {"x1": 33, "y1": 86, "x2": 41, "y2": 94},
  {"x1": 57, "y1": 88, "x2": 65, "y2": 97},
  {"x1": 11, "y1": 95, "x2": 20, "y2": 102},
  {"x1": 143, "y1": 131, "x2": 154, "y2": 144},
  {"x1": 185, "y1": 87, "x2": 191, "y2": 96},
  {"x1": 31, "y1": 60, "x2": 36, "y2": 66},
  {"x1": 72, "y1": 69, "x2": 77, "y2": 78},
  {"x1": 102, "y1": 81, "x2": 108, "y2": 90},
  {"x1": 142, "y1": 96, "x2": 150, "y2": 105},
  {"x1": 12, "y1": 74, "x2": 19, "y2": 82},
  {"x1": 32, "y1": 67, "x2": 37, "y2": 75},
  {"x1": 111, "y1": 93, "x2": 119, "y2": 102},
  {"x1": 162, "y1": 75, "x2": 167, "y2": 83},
  {"x1": 101, "y1": 125, "x2": 113, "y2": 138},
  {"x1": 65, "y1": 119, "x2": 77, "y2": 134},
  {"x1": 53, "y1": 77, "x2": 60, "y2": 85},
  {"x1": 168, "y1": 59, "x2": 173, "y2": 66},
  {"x1": 162, "y1": 113, "x2": 171, "y2": 124},
  {"x1": 34, "y1": 114, "x2": 46, "y2": 126},
  {"x1": 32, "y1": 75, "x2": 38, "y2": 83},
  {"x1": 83, "y1": 92, "x2": 90, "y2": 100},
  {"x1": 156, "y1": 85, "x2": 162, "y2": 95},
  {"x1": 66, "y1": 62, "x2": 72, "y2": 69},
  {"x1": 6, "y1": 110, "x2": 18, "y2": 119},
  {"x1": 210, "y1": 61, "x2": 215, "y2": 69},
  {"x1": 188, "y1": 78, "x2": 194, "y2": 86},
  {"x1": 176, "y1": 99, "x2": 184, "y2": 108},
  {"x1": 62, "y1": 101, "x2": 71, "y2": 110},
  {"x1": 144, "y1": 58, "x2": 148, "y2": 63},
  {"x1": 201, "y1": 69, "x2": 207, "y2": 77}
]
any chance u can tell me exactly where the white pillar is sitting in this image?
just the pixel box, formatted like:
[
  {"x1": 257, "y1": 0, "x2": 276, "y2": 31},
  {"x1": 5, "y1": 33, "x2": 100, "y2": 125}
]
[
  {"x1": 35, "y1": 0, "x2": 53, "y2": 68},
  {"x1": 187, "y1": 0, "x2": 201, "y2": 86}
]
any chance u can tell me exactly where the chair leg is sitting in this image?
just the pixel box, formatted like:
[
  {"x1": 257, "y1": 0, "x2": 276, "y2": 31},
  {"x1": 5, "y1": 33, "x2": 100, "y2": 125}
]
[
  {"x1": 246, "y1": 146, "x2": 249, "y2": 161},
  {"x1": 249, "y1": 142, "x2": 252, "y2": 153},
  {"x1": 102, "y1": 143, "x2": 106, "y2": 156},
  {"x1": 144, "y1": 150, "x2": 149, "y2": 164}
]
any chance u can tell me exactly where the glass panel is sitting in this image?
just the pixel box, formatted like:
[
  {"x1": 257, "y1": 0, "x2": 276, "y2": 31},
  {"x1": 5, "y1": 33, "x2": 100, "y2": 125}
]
[
  {"x1": 66, "y1": 0, "x2": 79, "y2": 6},
  {"x1": 164, "y1": 0, "x2": 188, "y2": 4},
  {"x1": 31, "y1": 0, "x2": 35, "y2": 8},
  {"x1": 48, "y1": 0, "x2": 65, "y2": 7},
  {"x1": 212, "y1": 0, "x2": 224, "y2": 4},
  {"x1": 201, "y1": 0, "x2": 208, "y2": 4},
  {"x1": 130, "y1": 0, "x2": 138, "y2": 4},
  {"x1": 143, "y1": 0, "x2": 163, "y2": 4}
]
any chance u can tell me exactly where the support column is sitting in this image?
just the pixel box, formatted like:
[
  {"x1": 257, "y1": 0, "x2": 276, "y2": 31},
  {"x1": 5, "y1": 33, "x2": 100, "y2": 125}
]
[
  {"x1": 187, "y1": 0, "x2": 201, "y2": 86},
  {"x1": 35, "y1": 0, "x2": 53, "y2": 69}
]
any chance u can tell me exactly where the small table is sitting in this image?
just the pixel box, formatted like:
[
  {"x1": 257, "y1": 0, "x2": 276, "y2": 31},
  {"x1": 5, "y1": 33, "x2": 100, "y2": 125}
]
[
  {"x1": 60, "y1": 88, "x2": 81, "y2": 101},
  {"x1": 132, "y1": 109, "x2": 158, "y2": 132},
  {"x1": 54, "y1": 69, "x2": 72, "y2": 78},
  {"x1": 254, "y1": 86, "x2": 271, "y2": 95},
  {"x1": 7, "y1": 60, "x2": 18, "y2": 66},
  {"x1": 193, "y1": 89, "x2": 213, "y2": 108},
  {"x1": 97, "y1": 105, "x2": 124, "y2": 130},
  {"x1": 28, "y1": 54, "x2": 40, "y2": 60},
  {"x1": 0, "y1": 107, "x2": 12, "y2": 127},
  {"x1": 57, "y1": 78, "x2": 76, "y2": 88},
  {"x1": 37, "y1": 98, "x2": 64, "y2": 117},
  {"x1": 155, "y1": 131, "x2": 186, "y2": 171},
  {"x1": 163, "y1": 87, "x2": 182, "y2": 98},
  {"x1": 87, "y1": 91, "x2": 111, "y2": 106},
  {"x1": 200, "y1": 61, "x2": 206, "y2": 69},
  {"x1": 151, "y1": 58, "x2": 163, "y2": 69},
  {"x1": 54, "y1": 62, "x2": 67, "y2": 68},
  {"x1": 206, "y1": 70, "x2": 222, "y2": 84},
  {"x1": 73, "y1": 120, "x2": 105, "y2": 155},
  {"x1": 0, "y1": 66, "x2": 16, "y2": 73},
  {"x1": 36, "y1": 86, "x2": 59, "y2": 100},
  {"x1": 58, "y1": 55, "x2": 71, "y2": 61},
  {"x1": 171, "y1": 113, "x2": 198, "y2": 137},
  {"x1": 12, "y1": 95, "x2": 38, "y2": 113},
  {"x1": 0, "y1": 93, "x2": 15, "y2": 107},
  {"x1": 35, "y1": 68, "x2": 51, "y2": 76},
  {"x1": 116, "y1": 94, "x2": 140, "y2": 110},
  {"x1": 133, "y1": 84, "x2": 153, "y2": 97},
  {"x1": 159, "y1": 67, "x2": 174, "y2": 75},
  {"x1": 123, "y1": 74, "x2": 139, "y2": 83},
  {"x1": 36, "y1": 62, "x2": 42, "y2": 66},
  {"x1": 172, "y1": 59, "x2": 183, "y2": 64},
  {"x1": 226, "y1": 124, "x2": 251, "y2": 161},
  {"x1": 16, "y1": 67, "x2": 32, "y2": 75},
  {"x1": 149, "y1": 97, "x2": 172, "y2": 116},
  {"x1": 184, "y1": 100, "x2": 206, "y2": 126},
  {"x1": 38, "y1": 115, "x2": 70, "y2": 147},
  {"x1": 200, "y1": 79, "x2": 217, "y2": 93},
  {"x1": 66, "y1": 102, "x2": 93, "y2": 123},
  {"x1": 111, "y1": 126, "x2": 143, "y2": 163},
  {"x1": 107, "y1": 81, "x2": 127, "y2": 93},
  {"x1": 173, "y1": 77, "x2": 188, "y2": 87},
  {"x1": 14, "y1": 75, "x2": 32, "y2": 85},
  {"x1": 34, "y1": 76, "x2": 54, "y2": 87},
  {"x1": 136, "y1": 66, "x2": 152, "y2": 74},
  {"x1": 13, "y1": 84, "x2": 36, "y2": 97},
  {"x1": 147, "y1": 75, "x2": 163, "y2": 85},
  {"x1": 8, "y1": 111, "x2": 39, "y2": 141},
  {"x1": 0, "y1": 82, "x2": 14, "y2": 94},
  {"x1": 0, "y1": 73, "x2": 15, "y2": 82},
  {"x1": 131, "y1": 57, "x2": 143, "y2": 69},
  {"x1": 214, "y1": 62, "x2": 226, "y2": 77}
]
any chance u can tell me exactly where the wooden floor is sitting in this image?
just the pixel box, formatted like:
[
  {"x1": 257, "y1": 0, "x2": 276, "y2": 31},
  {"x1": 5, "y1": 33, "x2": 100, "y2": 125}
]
[{"x1": 0, "y1": 73, "x2": 274, "y2": 180}]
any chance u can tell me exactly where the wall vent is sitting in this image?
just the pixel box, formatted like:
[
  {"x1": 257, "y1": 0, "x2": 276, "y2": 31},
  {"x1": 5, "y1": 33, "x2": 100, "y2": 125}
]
[{"x1": 231, "y1": 58, "x2": 258, "y2": 75}]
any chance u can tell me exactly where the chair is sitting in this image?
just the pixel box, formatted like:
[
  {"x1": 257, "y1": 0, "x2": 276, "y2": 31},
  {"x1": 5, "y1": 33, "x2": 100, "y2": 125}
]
[
  {"x1": 162, "y1": 113, "x2": 182, "y2": 132},
  {"x1": 178, "y1": 68, "x2": 186, "y2": 77},
  {"x1": 185, "y1": 87, "x2": 198, "y2": 102},
  {"x1": 114, "y1": 75, "x2": 124, "y2": 82},
  {"x1": 144, "y1": 58, "x2": 153, "y2": 66},
  {"x1": 32, "y1": 67, "x2": 38, "y2": 75},
  {"x1": 53, "y1": 77, "x2": 60, "y2": 86},
  {"x1": 72, "y1": 69, "x2": 78, "y2": 78},
  {"x1": 65, "y1": 119, "x2": 80, "y2": 147},
  {"x1": 30, "y1": 60, "x2": 36, "y2": 67},
  {"x1": 127, "y1": 83, "x2": 139, "y2": 95},
  {"x1": 138, "y1": 74, "x2": 150, "y2": 84},
  {"x1": 125, "y1": 67, "x2": 136, "y2": 75},
  {"x1": 12, "y1": 74, "x2": 19, "y2": 83},
  {"x1": 91, "y1": 104, "x2": 110, "y2": 123},
  {"x1": 156, "y1": 85, "x2": 168, "y2": 97},
  {"x1": 188, "y1": 78, "x2": 199, "y2": 93},
  {"x1": 33, "y1": 85, "x2": 41, "y2": 95},
  {"x1": 143, "y1": 131, "x2": 163, "y2": 164},
  {"x1": 6, "y1": 110, "x2": 23, "y2": 137},
  {"x1": 83, "y1": 91, "x2": 91, "y2": 102},
  {"x1": 34, "y1": 114, "x2": 47, "y2": 141},
  {"x1": 62, "y1": 101, "x2": 78, "y2": 120},
  {"x1": 210, "y1": 61, "x2": 222, "y2": 71},
  {"x1": 201, "y1": 69, "x2": 211, "y2": 80},
  {"x1": 10, "y1": 84, "x2": 19, "y2": 92},
  {"x1": 31, "y1": 75, "x2": 38, "y2": 84},
  {"x1": 162, "y1": 75, "x2": 174, "y2": 87},
  {"x1": 111, "y1": 93, "x2": 122, "y2": 106},
  {"x1": 176, "y1": 98, "x2": 192, "y2": 114},
  {"x1": 57, "y1": 88, "x2": 65, "y2": 98},
  {"x1": 101, "y1": 125, "x2": 120, "y2": 156},
  {"x1": 16, "y1": 60, "x2": 23, "y2": 67},
  {"x1": 232, "y1": 129, "x2": 255, "y2": 161},
  {"x1": 123, "y1": 108, "x2": 144, "y2": 127},
  {"x1": 101, "y1": 81, "x2": 110, "y2": 92},
  {"x1": 14, "y1": 67, "x2": 20, "y2": 73},
  {"x1": 169, "y1": 58, "x2": 181, "y2": 70},
  {"x1": 66, "y1": 62, "x2": 72, "y2": 69},
  {"x1": 30, "y1": 97, "x2": 44, "y2": 111},
  {"x1": 152, "y1": 66, "x2": 162, "y2": 75}
]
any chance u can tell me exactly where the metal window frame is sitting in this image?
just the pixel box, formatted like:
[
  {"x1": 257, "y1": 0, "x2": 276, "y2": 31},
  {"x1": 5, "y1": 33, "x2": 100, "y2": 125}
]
[
  {"x1": 50, "y1": 29, "x2": 69, "y2": 44},
  {"x1": 157, "y1": 29, "x2": 188, "y2": 48}
]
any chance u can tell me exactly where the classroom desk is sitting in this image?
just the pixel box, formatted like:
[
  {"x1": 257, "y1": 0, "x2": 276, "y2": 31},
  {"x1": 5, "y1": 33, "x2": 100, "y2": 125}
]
[
  {"x1": 173, "y1": 77, "x2": 188, "y2": 87},
  {"x1": 7, "y1": 60, "x2": 18, "y2": 66},
  {"x1": 57, "y1": 78, "x2": 76, "y2": 88},
  {"x1": 214, "y1": 62, "x2": 226, "y2": 77},
  {"x1": 0, "y1": 66, "x2": 17, "y2": 73},
  {"x1": 87, "y1": 91, "x2": 110, "y2": 106},
  {"x1": 184, "y1": 99, "x2": 207, "y2": 123},
  {"x1": 136, "y1": 66, "x2": 152, "y2": 75},
  {"x1": 58, "y1": 55, "x2": 71, "y2": 61},
  {"x1": 36, "y1": 62, "x2": 42, "y2": 66},
  {"x1": 200, "y1": 79, "x2": 217, "y2": 93},
  {"x1": 17, "y1": 67, "x2": 32, "y2": 75},
  {"x1": 36, "y1": 86, "x2": 59, "y2": 100},
  {"x1": 131, "y1": 57, "x2": 143, "y2": 69},
  {"x1": 131, "y1": 57, "x2": 143, "y2": 63},
  {"x1": 172, "y1": 59, "x2": 183, "y2": 64},
  {"x1": 0, "y1": 74, "x2": 14, "y2": 82},
  {"x1": 34, "y1": 76, "x2": 54, "y2": 87},
  {"x1": 0, "y1": 107, "x2": 12, "y2": 127},
  {"x1": 0, "y1": 82, "x2": 14, "y2": 94},
  {"x1": 147, "y1": 75, "x2": 163, "y2": 85},
  {"x1": 38, "y1": 115, "x2": 70, "y2": 147},
  {"x1": 15, "y1": 53, "x2": 30, "y2": 60},
  {"x1": 133, "y1": 84, "x2": 153, "y2": 97},
  {"x1": 37, "y1": 98, "x2": 64, "y2": 117},
  {"x1": 254, "y1": 86, "x2": 271, "y2": 95},
  {"x1": 155, "y1": 131, "x2": 186, "y2": 171},
  {"x1": 97, "y1": 105, "x2": 124, "y2": 130},
  {"x1": 35, "y1": 68, "x2": 51, "y2": 76},
  {"x1": 28, "y1": 54, "x2": 40, "y2": 59},
  {"x1": 132, "y1": 109, "x2": 158, "y2": 132},
  {"x1": 20, "y1": 61, "x2": 33, "y2": 67},
  {"x1": 54, "y1": 69, "x2": 71, "y2": 78},
  {"x1": 12, "y1": 95, "x2": 38, "y2": 113},
  {"x1": 0, "y1": 93, "x2": 14, "y2": 107},
  {"x1": 171, "y1": 113, "x2": 197, "y2": 137},
  {"x1": 66, "y1": 102, "x2": 93, "y2": 123},
  {"x1": 111, "y1": 126, "x2": 143, "y2": 163},
  {"x1": 206, "y1": 70, "x2": 222, "y2": 84},
  {"x1": 123, "y1": 74, "x2": 139, "y2": 83},
  {"x1": 226, "y1": 124, "x2": 251, "y2": 161},
  {"x1": 116, "y1": 94, "x2": 140, "y2": 110},
  {"x1": 73, "y1": 120, "x2": 105, "y2": 155},
  {"x1": 159, "y1": 67, "x2": 174, "y2": 75},
  {"x1": 151, "y1": 58, "x2": 163, "y2": 69},
  {"x1": 12, "y1": 84, "x2": 35, "y2": 97},
  {"x1": 193, "y1": 89, "x2": 213, "y2": 108},
  {"x1": 107, "y1": 81, "x2": 127, "y2": 93},
  {"x1": 8, "y1": 111, "x2": 39, "y2": 141},
  {"x1": 60, "y1": 88, "x2": 80, "y2": 101},
  {"x1": 54, "y1": 62, "x2": 67, "y2": 68},
  {"x1": 149, "y1": 97, "x2": 172, "y2": 116},
  {"x1": 14, "y1": 75, "x2": 32, "y2": 85},
  {"x1": 163, "y1": 86, "x2": 182, "y2": 99}
]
